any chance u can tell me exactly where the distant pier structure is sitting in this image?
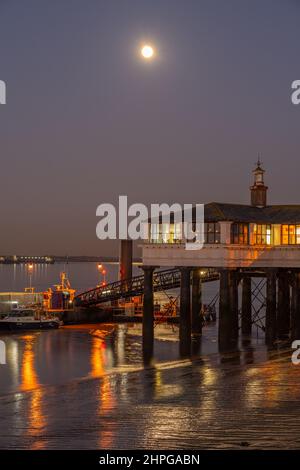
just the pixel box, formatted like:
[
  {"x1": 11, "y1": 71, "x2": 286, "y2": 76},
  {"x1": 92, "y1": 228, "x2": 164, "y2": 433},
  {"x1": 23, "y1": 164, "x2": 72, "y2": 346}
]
[
  {"x1": 141, "y1": 161, "x2": 300, "y2": 361},
  {"x1": 0, "y1": 255, "x2": 54, "y2": 264}
]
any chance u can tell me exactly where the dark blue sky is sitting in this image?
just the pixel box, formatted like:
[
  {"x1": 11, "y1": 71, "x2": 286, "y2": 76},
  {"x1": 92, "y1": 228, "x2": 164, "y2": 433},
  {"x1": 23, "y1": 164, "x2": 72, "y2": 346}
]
[{"x1": 0, "y1": 0, "x2": 300, "y2": 255}]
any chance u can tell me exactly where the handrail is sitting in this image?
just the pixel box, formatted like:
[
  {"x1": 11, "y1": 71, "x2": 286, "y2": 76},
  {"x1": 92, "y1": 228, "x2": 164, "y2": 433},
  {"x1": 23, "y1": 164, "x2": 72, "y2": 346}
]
[{"x1": 74, "y1": 268, "x2": 219, "y2": 307}]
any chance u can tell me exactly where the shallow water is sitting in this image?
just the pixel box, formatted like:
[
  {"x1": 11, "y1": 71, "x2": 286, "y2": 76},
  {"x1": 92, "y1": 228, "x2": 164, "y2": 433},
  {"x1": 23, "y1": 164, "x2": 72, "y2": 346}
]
[
  {"x1": 0, "y1": 321, "x2": 298, "y2": 449},
  {"x1": 0, "y1": 323, "x2": 181, "y2": 395},
  {"x1": 0, "y1": 263, "x2": 298, "y2": 450}
]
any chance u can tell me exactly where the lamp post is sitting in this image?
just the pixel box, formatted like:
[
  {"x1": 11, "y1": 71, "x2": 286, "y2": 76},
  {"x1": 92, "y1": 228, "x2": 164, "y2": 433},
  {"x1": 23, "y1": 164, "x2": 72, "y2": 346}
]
[
  {"x1": 102, "y1": 268, "x2": 107, "y2": 286},
  {"x1": 97, "y1": 263, "x2": 107, "y2": 287}
]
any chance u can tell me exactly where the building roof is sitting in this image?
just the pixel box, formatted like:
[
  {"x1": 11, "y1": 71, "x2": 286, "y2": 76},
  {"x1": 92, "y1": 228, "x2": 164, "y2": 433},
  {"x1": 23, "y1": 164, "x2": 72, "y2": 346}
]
[
  {"x1": 148, "y1": 203, "x2": 300, "y2": 224},
  {"x1": 205, "y1": 202, "x2": 300, "y2": 224}
]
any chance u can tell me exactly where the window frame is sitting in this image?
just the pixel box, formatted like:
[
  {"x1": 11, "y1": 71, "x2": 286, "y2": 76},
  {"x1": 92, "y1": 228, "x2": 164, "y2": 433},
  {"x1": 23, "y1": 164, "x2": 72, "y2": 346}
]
[
  {"x1": 281, "y1": 224, "x2": 300, "y2": 245},
  {"x1": 204, "y1": 222, "x2": 221, "y2": 244},
  {"x1": 253, "y1": 224, "x2": 272, "y2": 245},
  {"x1": 231, "y1": 223, "x2": 249, "y2": 245}
]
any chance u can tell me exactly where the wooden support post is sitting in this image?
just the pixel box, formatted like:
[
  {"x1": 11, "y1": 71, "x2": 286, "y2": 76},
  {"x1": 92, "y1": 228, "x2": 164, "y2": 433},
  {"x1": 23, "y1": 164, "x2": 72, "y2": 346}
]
[
  {"x1": 219, "y1": 269, "x2": 230, "y2": 350},
  {"x1": 277, "y1": 270, "x2": 290, "y2": 338},
  {"x1": 218, "y1": 269, "x2": 239, "y2": 351},
  {"x1": 142, "y1": 266, "x2": 155, "y2": 364},
  {"x1": 291, "y1": 271, "x2": 300, "y2": 340},
  {"x1": 119, "y1": 240, "x2": 133, "y2": 281},
  {"x1": 265, "y1": 269, "x2": 277, "y2": 343},
  {"x1": 230, "y1": 270, "x2": 239, "y2": 341},
  {"x1": 241, "y1": 276, "x2": 252, "y2": 336},
  {"x1": 191, "y1": 269, "x2": 202, "y2": 335},
  {"x1": 179, "y1": 267, "x2": 192, "y2": 357}
]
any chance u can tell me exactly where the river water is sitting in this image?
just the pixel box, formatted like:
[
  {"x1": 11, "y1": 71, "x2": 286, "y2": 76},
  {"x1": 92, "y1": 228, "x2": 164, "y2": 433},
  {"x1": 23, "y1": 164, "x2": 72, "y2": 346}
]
[{"x1": 0, "y1": 263, "x2": 299, "y2": 449}]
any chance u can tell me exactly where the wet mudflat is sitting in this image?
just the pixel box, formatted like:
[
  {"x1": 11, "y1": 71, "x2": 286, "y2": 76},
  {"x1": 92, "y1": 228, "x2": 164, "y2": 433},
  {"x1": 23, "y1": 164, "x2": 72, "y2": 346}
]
[{"x1": 0, "y1": 323, "x2": 299, "y2": 449}]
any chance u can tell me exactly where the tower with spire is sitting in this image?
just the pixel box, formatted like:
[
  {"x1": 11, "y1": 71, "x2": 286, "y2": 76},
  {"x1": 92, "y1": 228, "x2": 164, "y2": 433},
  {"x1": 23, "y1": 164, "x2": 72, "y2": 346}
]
[{"x1": 250, "y1": 158, "x2": 268, "y2": 207}]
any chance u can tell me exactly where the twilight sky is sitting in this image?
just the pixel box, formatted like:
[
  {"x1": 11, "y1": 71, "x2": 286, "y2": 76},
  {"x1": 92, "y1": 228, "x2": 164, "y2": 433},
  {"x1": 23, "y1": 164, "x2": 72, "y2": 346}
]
[{"x1": 0, "y1": 0, "x2": 300, "y2": 256}]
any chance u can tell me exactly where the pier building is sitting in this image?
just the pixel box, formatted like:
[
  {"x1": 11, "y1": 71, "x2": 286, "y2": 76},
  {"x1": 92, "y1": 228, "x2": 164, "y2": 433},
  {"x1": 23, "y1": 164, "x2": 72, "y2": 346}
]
[
  {"x1": 143, "y1": 161, "x2": 300, "y2": 268},
  {"x1": 141, "y1": 161, "x2": 300, "y2": 358}
]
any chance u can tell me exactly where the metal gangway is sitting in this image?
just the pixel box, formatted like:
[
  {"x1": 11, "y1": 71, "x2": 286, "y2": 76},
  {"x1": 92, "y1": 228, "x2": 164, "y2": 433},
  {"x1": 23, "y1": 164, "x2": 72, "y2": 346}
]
[{"x1": 74, "y1": 268, "x2": 220, "y2": 308}]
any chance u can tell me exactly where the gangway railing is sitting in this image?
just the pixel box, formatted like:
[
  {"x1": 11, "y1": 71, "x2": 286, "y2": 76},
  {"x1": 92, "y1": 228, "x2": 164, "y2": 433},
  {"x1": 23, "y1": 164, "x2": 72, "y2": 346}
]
[{"x1": 74, "y1": 268, "x2": 219, "y2": 308}]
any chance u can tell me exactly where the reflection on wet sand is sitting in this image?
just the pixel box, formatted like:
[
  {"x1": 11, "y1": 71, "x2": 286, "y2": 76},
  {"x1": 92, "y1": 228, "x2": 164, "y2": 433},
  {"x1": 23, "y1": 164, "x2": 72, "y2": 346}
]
[
  {"x1": 1, "y1": 325, "x2": 300, "y2": 449},
  {"x1": 90, "y1": 336, "x2": 105, "y2": 379},
  {"x1": 244, "y1": 358, "x2": 299, "y2": 409},
  {"x1": 141, "y1": 363, "x2": 220, "y2": 447},
  {"x1": 89, "y1": 334, "x2": 116, "y2": 448},
  {"x1": 20, "y1": 335, "x2": 39, "y2": 392},
  {"x1": 20, "y1": 334, "x2": 46, "y2": 449},
  {"x1": 97, "y1": 377, "x2": 116, "y2": 448}
]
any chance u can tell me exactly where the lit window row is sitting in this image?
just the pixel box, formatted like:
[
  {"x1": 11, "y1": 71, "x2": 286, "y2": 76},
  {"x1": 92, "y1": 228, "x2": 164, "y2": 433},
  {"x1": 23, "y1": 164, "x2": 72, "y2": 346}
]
[
  {"x1": 149, "y1": 223, "x2": 220, "y2": 244},
  {"x1": 231, "y1": 223, "x2": 300, "y2": 246},
  {"x1": 149, "y1": 223, "x2": 300, "y2": 246},
  {"x1": 281, "y1": 225, "x2": 300, "y2": 245}
]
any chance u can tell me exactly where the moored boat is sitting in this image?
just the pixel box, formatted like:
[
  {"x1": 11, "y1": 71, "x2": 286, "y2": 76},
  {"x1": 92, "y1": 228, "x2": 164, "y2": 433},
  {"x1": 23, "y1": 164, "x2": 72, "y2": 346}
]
[{"x1": 0, "y1": 307, "x2": 61, "y2": 331}]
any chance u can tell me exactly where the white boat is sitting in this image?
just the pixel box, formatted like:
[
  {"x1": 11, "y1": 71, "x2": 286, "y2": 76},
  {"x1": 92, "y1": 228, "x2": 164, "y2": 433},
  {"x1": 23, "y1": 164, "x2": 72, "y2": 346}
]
[{"x1": 0, "y1": 307, "x2": 61, "y2": 331}]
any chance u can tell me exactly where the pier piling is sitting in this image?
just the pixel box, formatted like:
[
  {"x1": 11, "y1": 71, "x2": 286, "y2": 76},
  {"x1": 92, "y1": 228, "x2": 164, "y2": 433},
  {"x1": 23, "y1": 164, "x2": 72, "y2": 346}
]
[
  {"x1": 219, "y1": 269, "x2": 239, "y2": 350},
  {"x1": 291, "y1": 271, "x2": 300, "y2": 340},
  {"x1": 179, "y1": 267, "x2": 192, "y2": 357},
  {"x1": 265, "y1": 269, "x2": 277, "y2": 343},
  {"x1": 241, "y1": 276, "x2": 252, "y2": 336},
  {"x1": 142, "y1": 266, "x2": 155, "y2": 364},
  {"x1": 191, "y1": 269, "x2": 202, "y2": 335},
  {"x1": 277, "y1": 271, "x2": 290, "y2": 338},
  {"x1": 119, "y1": 240, "x2": 133, "y2": 281}
]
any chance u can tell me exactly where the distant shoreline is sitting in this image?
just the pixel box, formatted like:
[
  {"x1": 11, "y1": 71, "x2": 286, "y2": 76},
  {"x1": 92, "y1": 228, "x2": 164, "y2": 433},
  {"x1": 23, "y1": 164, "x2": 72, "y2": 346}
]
[
  {"x1": 53, "y1": 256, "x2": 142, "y2": 263},
  {"x1": 0, "y1": 256, "x2": 142, "y2": 264}
]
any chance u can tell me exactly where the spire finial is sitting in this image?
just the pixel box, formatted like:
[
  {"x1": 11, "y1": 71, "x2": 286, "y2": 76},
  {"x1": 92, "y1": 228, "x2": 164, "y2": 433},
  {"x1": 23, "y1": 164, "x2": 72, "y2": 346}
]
[{"x1": 256, "y1": 154, "x2": 262, "y2": 167}]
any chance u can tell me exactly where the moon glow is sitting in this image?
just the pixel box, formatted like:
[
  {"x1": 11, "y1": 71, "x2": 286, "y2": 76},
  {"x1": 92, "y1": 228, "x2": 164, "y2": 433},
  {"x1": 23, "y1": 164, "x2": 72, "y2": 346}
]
[{"x1": 141, "y1": 45, "x2": 154, "y2": 59}]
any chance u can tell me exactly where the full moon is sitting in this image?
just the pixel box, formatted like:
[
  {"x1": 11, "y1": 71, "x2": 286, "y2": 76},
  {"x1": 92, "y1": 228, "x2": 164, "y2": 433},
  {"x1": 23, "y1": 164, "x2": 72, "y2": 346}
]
[{"x1": 141, "y1": 45, "x2": 154, "y2": 59}]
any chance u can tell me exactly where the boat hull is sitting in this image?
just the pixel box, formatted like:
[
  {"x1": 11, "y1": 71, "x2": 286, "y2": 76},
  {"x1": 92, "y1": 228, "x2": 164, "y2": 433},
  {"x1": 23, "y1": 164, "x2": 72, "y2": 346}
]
[{"x1": 0, "y1": 320, "x2": 60, "y2": 331}]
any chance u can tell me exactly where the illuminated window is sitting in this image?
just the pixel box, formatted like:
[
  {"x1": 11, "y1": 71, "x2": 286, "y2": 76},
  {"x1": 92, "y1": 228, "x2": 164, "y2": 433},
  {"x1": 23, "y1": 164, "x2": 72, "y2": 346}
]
[
  {"x1": 289, "y1": 225, "x2": 296, "y2": 244},
  {"x1": 149, "y1": 222, "x2": 221, "y2": 244},
  {"x1": 297, "y1": 226, "x2": 300, "y2": 244},
  {"x1": 149, "y1": 223, "x2": 183, "y2": 244},
  {"x1": 281, "y1": 225, "x2": 300, "y2": 245},
  {"x1": 174, "y1": 223, "x2": 182, "y2": 241},
  {"x1": 253, "y1": 224, "x2": 272, "y2": 245},
  {"x1": 162, "y1": 224, "x2": 170, "y2": 243},
  {"x1": 282, "y1": 225, "x2": 289, "y2": 244},
  {"x1": 231, "y1": 223, "x2": 249, "y2": 244},
  {"x1": 266, "y1": 226, "x2": 272, "y2": 245},
  {"x1": 150, "y1": 223, "x2": 160, "y2": 243}
]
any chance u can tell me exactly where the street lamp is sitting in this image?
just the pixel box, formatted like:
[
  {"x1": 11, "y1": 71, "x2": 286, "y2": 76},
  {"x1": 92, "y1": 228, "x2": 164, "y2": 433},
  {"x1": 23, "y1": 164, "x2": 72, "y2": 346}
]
[{"x1": 97, "y1": 263, "x2": 107, "y2": 286}]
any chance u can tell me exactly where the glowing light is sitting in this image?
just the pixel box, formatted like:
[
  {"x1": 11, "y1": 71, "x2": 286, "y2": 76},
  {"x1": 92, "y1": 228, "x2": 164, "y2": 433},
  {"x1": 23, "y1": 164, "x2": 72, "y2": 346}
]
[
  {"x1": 21, "y1": 335, "x2": 38, "y2": 391},
  {"x1": 141, "y1": 45, "x2": 154, "y2": 59},
  {"x1": 90, "y1": 336, "x2": 104, "y2": 378}
]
